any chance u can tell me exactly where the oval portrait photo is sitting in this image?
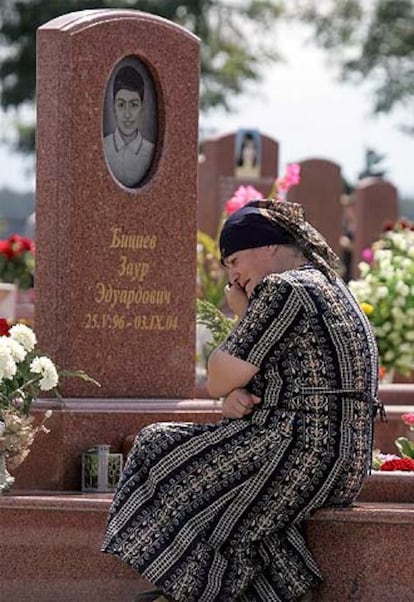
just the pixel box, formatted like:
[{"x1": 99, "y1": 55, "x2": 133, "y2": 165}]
[
  {"x1": 103, "y1": 56, "x2": 157, "y2": 189},
  {"x1": 234, "y1": 128, "x2": 261, "y2": 179}
]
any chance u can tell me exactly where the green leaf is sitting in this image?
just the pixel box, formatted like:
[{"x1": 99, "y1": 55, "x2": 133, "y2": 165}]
[
  {"x1": 58, "y1": 370, "x2": 101, "y2": 387},
  {"x1": 196, "y1": 298, "x2": 236, "y2": 348},
  {"x1": 395, "y1": 436, "x2": 414, "y2": 459}
]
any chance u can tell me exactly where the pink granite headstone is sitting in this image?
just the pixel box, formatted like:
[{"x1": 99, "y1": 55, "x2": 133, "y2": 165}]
[
  {"x1": 36, "y1": 10, "x2": 200, "y2": 398},
  {"x1": 287, "y1": 159, "x2": 343, "y2": 256},
  {"x1": 351, "y1": 177, "x2": 399, "y2": 278}
]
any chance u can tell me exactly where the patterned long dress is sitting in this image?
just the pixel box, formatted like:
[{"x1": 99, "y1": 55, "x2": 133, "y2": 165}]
[{"x1": 102, "y1": 266, "x2": 379, "y2": 601}]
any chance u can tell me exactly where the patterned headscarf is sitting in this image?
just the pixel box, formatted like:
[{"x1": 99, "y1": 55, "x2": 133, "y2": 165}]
[{"x1": 220, "y1": 199, "x2": 340, "y2": 281}]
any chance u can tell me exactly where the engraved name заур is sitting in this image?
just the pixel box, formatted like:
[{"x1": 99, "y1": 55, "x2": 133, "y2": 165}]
[{"x1": 82, "y1": 227, "x2": 178, "y2": 332}]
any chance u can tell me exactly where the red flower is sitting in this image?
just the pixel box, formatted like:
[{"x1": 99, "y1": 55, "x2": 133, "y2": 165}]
[
  {"x1": 380, "y1": 458, "x2": 414, "y2": 472},
  {"x1": 382, "y1": 220, "x2": 394, "y2": 232},
  {"x1": 378, "y1": 366, "x2": 387, "y2": 380},
  {"x1": 398, "y1": 218, "x2": 410, "y2": 229},
  {"x1": 8, "y1": 234, "x2": 26, "y2": 256},
  {"x1": 0, "y1": 240, "x2": 14, "y2": 259},
  {"x1": 0, "y1": 318, "x2": 10, "y2": 336}
]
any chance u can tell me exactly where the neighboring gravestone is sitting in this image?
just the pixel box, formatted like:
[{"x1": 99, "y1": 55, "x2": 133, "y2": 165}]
[
  {"x1": 36, "y1": 10, "x2": 200, "y2": 398},
  {"x1": 352, "y1": 178, "x2": 399, "y2": 279},
  {"x1": 198, "y1": 131, "x2": 279, "y2": 237},
  {"x1": 287, "y1": 159, "x2": 343, "y2": 256}
]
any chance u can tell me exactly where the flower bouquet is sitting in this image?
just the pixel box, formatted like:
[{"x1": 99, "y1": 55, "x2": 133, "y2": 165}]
[
  {"x1": 373, "y1": 413, "x2": 414, "y2": 472},
  {"x1": 0, "y1": 320, "x2": 99, "y2": 491},
  {"x1": 349, "y1": 219, "x2": 414, "y2": 376},
  {"x1": 0, "y1": 234, "x2": 35, "y2": 290}
]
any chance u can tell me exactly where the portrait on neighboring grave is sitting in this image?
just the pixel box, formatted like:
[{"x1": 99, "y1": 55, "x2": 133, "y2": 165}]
[
  {"x1": 103, "y1": 56, "x2": 157, "y2": 188},
  {"x1": 234, "y1": 128, "x2": 261, "y2": 179}
]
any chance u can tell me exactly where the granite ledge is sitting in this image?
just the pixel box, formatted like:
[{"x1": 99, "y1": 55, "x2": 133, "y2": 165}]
[
  {"x1": 1, "y1": 494, "x2": 413, "y2": 524},
  {"x1": 309, "y1": 502, "x2": 414, "y2": 524},
  {"x1": 0, "y1": 491, "x2": 113, "y2": 511},
  {"x1": 32, "y1": 397, "x2": 223, "y2": 413},
  {"x1": 31, "y1": 397, "x2": 413, "y2": 415},
  {"x1": 379, "y1": 383, "x2": 414, "y2": 404}
]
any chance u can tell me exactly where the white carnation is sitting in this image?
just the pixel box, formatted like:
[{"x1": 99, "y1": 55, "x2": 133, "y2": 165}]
[
  {"x1": 0, "y1": 421, "x2": 5, "y2": 436},
  {"x1": 393, "y1": 234, "x2": 408, "y2": 252},
  {"x1": 382, "y1": 322, "x2": 392, "y2": 333},
  {"x1": 30, "y1": 356, "x2": 59, "y2": 391},
  {"x1": 376, "y1": 286, "x2": 389, "y2": 299},
  {"x1": 357, "y1": 262, "x2": 370, "y2": 277},
  {"x1": 395, "y1": 280, "x2": 410, "y2": 297},
  {"x1": 3, "y1": 337, "x2": 27, "y2": 363},
  {"x1": 0, "y1": 340, "x2": 17, "y2": 381},
  {"x1": 9, "y1": 324, "x2": 37, "y2": 352},
  {"x1": 375, "y1": 249, "x2": 392, "y2": 264}
]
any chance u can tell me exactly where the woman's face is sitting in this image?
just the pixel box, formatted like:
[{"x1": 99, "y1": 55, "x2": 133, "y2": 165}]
[
  {"x1": 114, "y1": 89, "x2": 142, "y2": 138},
  {"x1": 224, "y1": 246, "x2": 275, "y2": 297}
]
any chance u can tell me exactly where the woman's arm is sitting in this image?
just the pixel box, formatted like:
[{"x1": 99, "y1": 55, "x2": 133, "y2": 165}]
[
  {"x1": 207, "y1": 281, "x2": 257, "y2": 398},
  {"x1": 207, "y1": 349, "x2": 258, "y2": 398}
]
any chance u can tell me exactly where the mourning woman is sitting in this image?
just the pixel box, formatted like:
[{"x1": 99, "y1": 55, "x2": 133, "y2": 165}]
[{"x1": 102, "y1": 199, "x2": 381, "y2": 601}]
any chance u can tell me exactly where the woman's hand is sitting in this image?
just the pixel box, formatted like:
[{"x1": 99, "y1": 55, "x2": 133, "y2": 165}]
[
  {"x1": 225, "y1": 282, "x2": 249, "y2": 318},
  {"x1": 221, "y1": 388, "x2": 261, "y2": 419}
]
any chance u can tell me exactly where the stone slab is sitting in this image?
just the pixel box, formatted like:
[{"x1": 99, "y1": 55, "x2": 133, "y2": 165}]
[
  {"x1": 36, "y1": 10, "x2": 200, "y2": 398},
  {"x1": 0, "y1": 493, "x2": 141, "y2": 602},
  {"x1": 12, "y1": 398, "x2": 221, "y2": 491},
  {"x1": 358, "y1": 472, "x2": 414, "y2": 503},
  {"x1": 307, "y1": 503, "x2": 414, "y2": 601},
  {"x1": 1, "y1": 495, "x2": 413, "y2": 601}
]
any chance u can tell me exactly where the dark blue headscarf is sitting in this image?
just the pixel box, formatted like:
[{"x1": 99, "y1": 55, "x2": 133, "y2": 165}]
[{"x1": 219, "y1": 203, "x2": 294, "y2": 262}]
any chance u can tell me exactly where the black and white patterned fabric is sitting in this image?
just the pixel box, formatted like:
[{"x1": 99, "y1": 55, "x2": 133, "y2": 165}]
[{"x1": 102, "y1": 266, "x2": 379, "y2": 601}]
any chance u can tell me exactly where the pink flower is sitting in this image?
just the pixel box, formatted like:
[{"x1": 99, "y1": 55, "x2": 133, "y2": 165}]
[
  {"x1": 224, "y1": 185, "x2": 263, "y2": 216},
  {"x1": 275, "y1": 163, "x2": 301, "y2": 196},
  {"x1": 276, "y1": 177, "x2": 289, "y2": 192},
  {"x1": 286, "y1": 163, "x2": 301, "y2": 185},
  {"x1": 361, "y1": 247, "x2": 374, "y2": 263},
  {"x1": 401, "y1": 413, "x2": 414, "y2": 427}
]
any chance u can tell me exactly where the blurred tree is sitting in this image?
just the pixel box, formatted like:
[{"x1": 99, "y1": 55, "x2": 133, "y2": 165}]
[
  {"x1": 292, "y1": 0, "x2": 414, "y2": 133},
  {"x1": 0, "y1": 0, "x2": 284, "y2": 153}
]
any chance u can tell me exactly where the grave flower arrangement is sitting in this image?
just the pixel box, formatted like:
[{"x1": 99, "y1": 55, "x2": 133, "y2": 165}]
[
  {"x1": 373, "y1": 413, "x2": 414, "y2": 472},
  {"x1": 349, "y1": 219, "x2": 414, "y2": 376},
  {"x1": 0, "y1": 234, "x2": 35, "y2": 290},
  {"x1": 0, "y1": 320, "x2": 99, "y2": 490}
]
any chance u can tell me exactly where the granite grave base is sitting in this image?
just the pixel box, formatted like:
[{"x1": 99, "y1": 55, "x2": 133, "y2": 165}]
[{"x1": 1, "y1": 491, "x2": 413, "y2": 601}]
